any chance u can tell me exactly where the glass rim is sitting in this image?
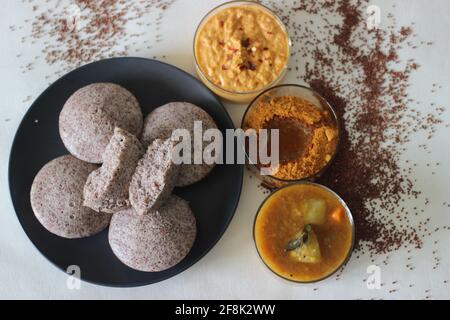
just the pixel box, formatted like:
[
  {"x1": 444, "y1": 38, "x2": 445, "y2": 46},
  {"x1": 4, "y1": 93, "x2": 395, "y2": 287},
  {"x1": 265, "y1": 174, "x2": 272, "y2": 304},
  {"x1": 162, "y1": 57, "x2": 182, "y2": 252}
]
[
  {"x1": 240, "y1": 83, "x2": 342, "y2": 183},
  {"x1": 252, "y1": 181, "x2": 356, "y2": 284},
  {"x1": 193, "y1": 0, "x2": 291, "y2": 96}
]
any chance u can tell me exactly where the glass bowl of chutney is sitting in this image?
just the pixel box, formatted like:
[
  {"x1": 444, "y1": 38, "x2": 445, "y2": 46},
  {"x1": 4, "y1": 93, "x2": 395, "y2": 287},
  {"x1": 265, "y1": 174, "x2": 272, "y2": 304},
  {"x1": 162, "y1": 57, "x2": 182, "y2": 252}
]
[
  {"x1": 253, "y1": 182, "x2": 355, "y2": 283},
  {"x1": 241, "y1": 84, "x2": 341, "y2": 189},
  {"x1": 193, "y1": 1, "x2": 291, "y2": 103}
]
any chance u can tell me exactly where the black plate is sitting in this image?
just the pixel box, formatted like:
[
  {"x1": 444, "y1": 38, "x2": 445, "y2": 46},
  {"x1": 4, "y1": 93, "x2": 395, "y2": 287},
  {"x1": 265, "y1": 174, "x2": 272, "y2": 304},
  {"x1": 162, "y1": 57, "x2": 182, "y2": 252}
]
[{"x1": 8, "y1": 57, "x2": 243, "y2": 287}]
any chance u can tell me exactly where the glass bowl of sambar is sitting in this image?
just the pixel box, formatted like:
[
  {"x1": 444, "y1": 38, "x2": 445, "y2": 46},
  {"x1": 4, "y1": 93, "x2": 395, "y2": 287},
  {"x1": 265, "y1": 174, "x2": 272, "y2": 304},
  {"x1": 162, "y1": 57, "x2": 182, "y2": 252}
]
[{"x1": 253, "y1": 182, "x2": 355, "y2": 283}]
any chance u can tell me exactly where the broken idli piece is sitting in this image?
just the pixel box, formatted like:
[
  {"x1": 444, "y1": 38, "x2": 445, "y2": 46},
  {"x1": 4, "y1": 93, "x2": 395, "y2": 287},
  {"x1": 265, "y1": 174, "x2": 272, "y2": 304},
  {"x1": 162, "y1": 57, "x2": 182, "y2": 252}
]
[
  {"x1": 141, "y1": 102, "x2": 218, "y2": 187},
  {"x1": 83, "y1": 127, "x2": 144, "y2": 213},
  {"x1": 109, "y1": 195, "x2": 197, "y2": 272},
  {"x1": 30, "y1": 155, "x2": 112, "y2": 239},
  {"x1": 129, "y1": 138, "x2": 179, "y2": 215},
  {"x1": 59, "y1": 83, "x2": 143, "y2": 164}
]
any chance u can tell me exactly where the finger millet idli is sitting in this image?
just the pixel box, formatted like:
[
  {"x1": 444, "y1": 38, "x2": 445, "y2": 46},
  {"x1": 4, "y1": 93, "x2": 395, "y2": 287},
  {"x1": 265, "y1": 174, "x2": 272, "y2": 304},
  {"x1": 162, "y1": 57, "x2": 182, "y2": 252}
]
[
  {"x1": 141, "y1": 102, "x2": 218, "y2": 187},
  {"x1": 129, "y1": 138, "x2": 179, "y2": 215},
  {"x1": 30, "y1": 155, "x2": 112, "y2": 239},
  {"x1": 109, "y1": 195, "x2": 197, "y2": 272},
  {"x1": 84, "y1": 127, "x2": 144, "y2": 213},
  {"x1": 59, "y1": 83, "x2": 143, "y2": 164}
]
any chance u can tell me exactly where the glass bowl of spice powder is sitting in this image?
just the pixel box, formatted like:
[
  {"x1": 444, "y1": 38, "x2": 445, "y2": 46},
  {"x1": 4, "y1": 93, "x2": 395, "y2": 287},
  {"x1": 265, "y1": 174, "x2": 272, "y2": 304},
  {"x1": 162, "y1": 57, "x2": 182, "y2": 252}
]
[
  {"x1": 193, "y1": 1, "x2": 291, "y2": 103},
  {"x1": 241, "y1": 84, "x2": 340, "y2": 189}
]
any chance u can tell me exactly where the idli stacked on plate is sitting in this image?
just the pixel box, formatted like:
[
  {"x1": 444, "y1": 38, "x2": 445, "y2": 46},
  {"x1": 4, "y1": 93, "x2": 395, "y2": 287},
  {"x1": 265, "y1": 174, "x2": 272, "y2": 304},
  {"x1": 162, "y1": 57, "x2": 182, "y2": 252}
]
[
  {"x1": 30, "y1": 83, "x2": 218, "y2": 272},
  {"x1": 141, "y1": 102, "x2": 219, "y2": 186},
  {"x1": 109, "y1": 196, "x2": 196, "y2": 272},
  {"x1": 129, "y1": 138, "x2": 180, "y2": 215},
  {"x1": 30, "y1": 155, "x2": 112, "y2": 239},
  {"x1": 59, "y1": 83, "x2": 143, "y2": 164},
  {"x1": 83, "y1": 127, "x2": 144, "y2": 213}
]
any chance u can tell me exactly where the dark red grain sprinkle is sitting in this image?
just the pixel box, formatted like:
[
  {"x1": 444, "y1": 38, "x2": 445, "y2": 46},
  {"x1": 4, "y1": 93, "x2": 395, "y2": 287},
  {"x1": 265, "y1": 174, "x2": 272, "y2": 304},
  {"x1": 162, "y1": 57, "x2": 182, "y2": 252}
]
[{"x1": 15, "y1": 0, "x2": 177, "y2": 74}]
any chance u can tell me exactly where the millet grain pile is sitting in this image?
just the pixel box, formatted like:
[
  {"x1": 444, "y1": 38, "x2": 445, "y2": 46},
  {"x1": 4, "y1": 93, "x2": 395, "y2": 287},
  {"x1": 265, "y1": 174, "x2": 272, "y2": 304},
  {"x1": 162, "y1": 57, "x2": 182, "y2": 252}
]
[{"x1": 261, "y1": 0, "x2": 447, "y2": 255}]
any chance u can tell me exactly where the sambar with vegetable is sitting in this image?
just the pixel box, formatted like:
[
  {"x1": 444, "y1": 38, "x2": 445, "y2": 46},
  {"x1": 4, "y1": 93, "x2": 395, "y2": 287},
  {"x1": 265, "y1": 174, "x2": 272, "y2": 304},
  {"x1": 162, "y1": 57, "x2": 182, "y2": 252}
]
[{"x1": 254, "y1": 182, "x2": 354, "y2": 282}]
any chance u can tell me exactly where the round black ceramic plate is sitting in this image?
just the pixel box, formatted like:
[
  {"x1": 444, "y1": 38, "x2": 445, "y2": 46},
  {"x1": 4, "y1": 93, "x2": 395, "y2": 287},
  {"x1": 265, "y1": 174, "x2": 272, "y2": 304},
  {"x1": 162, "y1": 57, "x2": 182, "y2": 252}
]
[{"x1": 9, "y1": 57, "x2": 243, "y2": 287}]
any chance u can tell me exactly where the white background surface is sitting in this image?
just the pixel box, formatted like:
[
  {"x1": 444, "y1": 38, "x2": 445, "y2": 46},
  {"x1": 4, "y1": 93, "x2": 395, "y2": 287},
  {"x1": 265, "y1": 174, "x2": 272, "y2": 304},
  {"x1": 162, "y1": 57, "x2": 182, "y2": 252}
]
[{"x1": 1, "y1": 0, "x2": 450, "y2": 299}]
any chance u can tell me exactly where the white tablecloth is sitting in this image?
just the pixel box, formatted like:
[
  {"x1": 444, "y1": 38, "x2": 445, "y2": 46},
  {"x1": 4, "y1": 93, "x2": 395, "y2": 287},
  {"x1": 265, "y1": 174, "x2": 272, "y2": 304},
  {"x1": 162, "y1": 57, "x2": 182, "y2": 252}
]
[{"x1": 1, "y1": 0, "x2": 449, "y2": 299}]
